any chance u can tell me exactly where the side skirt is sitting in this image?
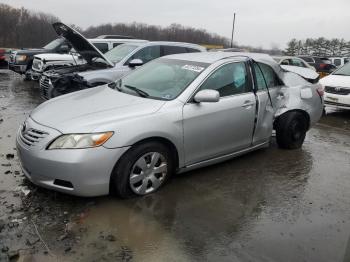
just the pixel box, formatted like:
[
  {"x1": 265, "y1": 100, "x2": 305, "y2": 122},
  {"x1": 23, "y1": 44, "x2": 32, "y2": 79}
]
[{"x1": 177, "y1": 141, "x2": 269, "y2": 174}]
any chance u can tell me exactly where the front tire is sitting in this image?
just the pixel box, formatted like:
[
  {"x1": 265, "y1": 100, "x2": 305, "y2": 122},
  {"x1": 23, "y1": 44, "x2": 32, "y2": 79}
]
[
  {"x1": 111, "y1": 142, "x2": 174, "y2": 198},
  {"x1": 275, "y1": 112, "x2": 308, "y2": 149}
]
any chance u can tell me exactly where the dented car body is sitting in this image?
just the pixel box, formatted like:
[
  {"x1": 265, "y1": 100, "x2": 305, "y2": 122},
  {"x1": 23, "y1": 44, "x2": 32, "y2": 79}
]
[{"x1": 16, "y1": 52, "x2": 323, "y2": 197}]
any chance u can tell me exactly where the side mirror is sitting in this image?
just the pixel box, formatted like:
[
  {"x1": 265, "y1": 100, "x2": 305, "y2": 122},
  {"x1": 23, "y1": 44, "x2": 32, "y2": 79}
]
[
  {"x1": 194, "y1": 89, "x2": 220, "y2": 103},
  {"x1": 59, "y1": 45, "x2": 70, "y2": 53},
  {"x1": 281, "y1": 60, "x2": 289, "y2": 65},
  {"x1": 128, "y1": 59, "x2": 144, "y2": 68}
]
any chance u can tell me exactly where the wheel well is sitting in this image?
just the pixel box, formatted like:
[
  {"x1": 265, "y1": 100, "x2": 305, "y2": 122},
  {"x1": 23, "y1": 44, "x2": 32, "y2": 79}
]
[
  {"x1": 108, "y1": 136, "x2": 180, "y2": 195},
  {"x1": 274, "y1": 109, "x2": 310, "y2": 130},
  {"x1": 133, "y1": 137, "x2": 180, "y2": 169}
]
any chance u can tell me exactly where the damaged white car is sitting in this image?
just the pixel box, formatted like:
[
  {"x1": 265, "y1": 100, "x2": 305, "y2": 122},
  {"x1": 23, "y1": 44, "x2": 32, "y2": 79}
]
[{"x1": 16, "y1": 52, "x2": 323, "y2": 197}]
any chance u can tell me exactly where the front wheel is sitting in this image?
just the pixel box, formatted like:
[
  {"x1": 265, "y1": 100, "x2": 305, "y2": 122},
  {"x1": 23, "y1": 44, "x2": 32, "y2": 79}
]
[
  {"x1": 111, "y1": 142, "x2": 174, "y2": 198},
  {"x1": 23, "y1": 70, "x2": 31, "y2": 81},
  {"x1": 275, "y1": 112, "x2": 308, "y2": 149}
]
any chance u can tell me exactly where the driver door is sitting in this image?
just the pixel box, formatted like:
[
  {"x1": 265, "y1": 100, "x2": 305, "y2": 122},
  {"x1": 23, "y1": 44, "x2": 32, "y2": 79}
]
[{"x1": 183, "y1": 62, "x2": 256, "y2": 165}]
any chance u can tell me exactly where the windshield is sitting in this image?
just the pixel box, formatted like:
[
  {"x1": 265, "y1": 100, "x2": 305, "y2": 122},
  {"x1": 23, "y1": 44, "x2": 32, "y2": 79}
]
[
  {"x1": 104, "y1": 44, "x2": 139, "y2": 64},
  {"x1": 111, "y1": 58, "x2": 209, "y2": 100},
  {"x1": 43, "y1": 38, "x2": 65, "y2": 50},
  {"x1": 332, "y1": 62, "x2": 350, "y2": 76}
]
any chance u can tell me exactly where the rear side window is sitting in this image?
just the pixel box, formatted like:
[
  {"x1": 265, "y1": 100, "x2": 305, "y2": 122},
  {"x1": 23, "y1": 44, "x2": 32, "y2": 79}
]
[
  {"x1": 130, "y1": 46, "x2": 161, "y2": 63},
  {"x1": 162, "y1": 46, "x2": 188, "y2": 56},
  {"x1": 186, "y1": 47, "x2": 201, "y2": 53},
  {"x1": 113, "y1": 43, "x2": 123, "y2": 48},
  {"x1": 334, "y1": 59, "x2": 341, "y2": 66},
  {"x1": 93, "y1": 43, "x2": 109, "y2": 53},
  {"x1": 253, "y1": 63, "x2": 281, "y2": 90},
  {"x1": 199, "y1": 62, "x2": 251, "y2": 97}
]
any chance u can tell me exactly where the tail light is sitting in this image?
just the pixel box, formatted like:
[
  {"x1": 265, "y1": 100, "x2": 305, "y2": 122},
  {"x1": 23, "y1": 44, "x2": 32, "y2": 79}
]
[{"x1": 316, "y1": 85, "x2": 324, "y2": 97}]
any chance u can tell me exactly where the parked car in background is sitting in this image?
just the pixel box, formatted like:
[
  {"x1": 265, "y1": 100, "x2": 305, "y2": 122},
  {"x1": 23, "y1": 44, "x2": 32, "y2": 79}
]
[
  {"x1": 31, "y1": 39, "x2": 147, "y2": 80},
  {"x1": 17, "y1": 52, "x2": 323, "y2": 197},
  {"x1": 298, "y1": 55, "x2": 336, "y2": 77},
  {"x1": 0, "y1": 49, "x2": 7, "y2": 68},
  {"x1": 273, "y1": 56, "x2": 316, "y2": 71},
  {"x1": 8, "y1": 38, "x2": 72, "y2": 80},
  {"x1": 40, "y1": 22, "x2": 205, "y2": 99},
  {"x1": 320, "y1": 62, "x2": 350, "y2": 110},
  {"x1": 328, "y1": 57, "x2": 349, "y2": 68}
]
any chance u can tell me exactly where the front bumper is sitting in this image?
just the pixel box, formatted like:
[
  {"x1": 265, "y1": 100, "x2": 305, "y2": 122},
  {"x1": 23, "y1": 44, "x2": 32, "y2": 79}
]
[
  {"x1": 16, "y1": 117, "x2": 130, "y2": 197},
  {"x1": 324, "y1": 92, "x2": 350, "y2": 110},
  {"x1": 8, "y1": 63, "x2": 27, "y2": 74},
  {"x1": 30, "y1": 70, "x2": 42, "y2": 81}
]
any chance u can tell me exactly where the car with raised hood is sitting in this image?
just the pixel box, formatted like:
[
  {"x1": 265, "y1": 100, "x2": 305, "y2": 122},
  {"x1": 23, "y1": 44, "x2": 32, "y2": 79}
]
[
  {"x1": 16, "y1": 52, "x2": 323, "y2": 197},
  {"x1": 8, "y1": 37, "x2": 72, "y2": 80},
  {"x1": 320, "y1": 62, "x2": 350, "y2": 110},
  {"x1": 31, "y1": 38, "x2": 147, "y2": 81},
  {"x1": 39, "y1": 23, "x2": 206, "y2": 100}
]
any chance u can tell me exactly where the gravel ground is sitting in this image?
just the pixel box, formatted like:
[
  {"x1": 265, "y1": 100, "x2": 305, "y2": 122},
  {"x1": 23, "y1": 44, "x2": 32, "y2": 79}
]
[{"x1": 0, "y1": 70, "x2": 350, "y2": 262}]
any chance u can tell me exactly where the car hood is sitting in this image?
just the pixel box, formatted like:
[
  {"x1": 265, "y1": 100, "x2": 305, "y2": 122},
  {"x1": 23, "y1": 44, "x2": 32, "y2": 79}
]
[
  {"x1": 281, "y1": 65, "x2": 319, "y2": 82},
  {"x1": 52, "y1": 22, "x2": 114, "y2": 67},
  {"x1": 13, "y1": 49, "x2": 49, "y2": 56},
  {"x1": 320, "y1": 74, "x2": 350, "y2": 87},
  {"x1": 34, "y1": 53, "x2": 79, "y2": 61},
  {"x1": 30, "y1": 85, "x2": 166, "y2": 133}
]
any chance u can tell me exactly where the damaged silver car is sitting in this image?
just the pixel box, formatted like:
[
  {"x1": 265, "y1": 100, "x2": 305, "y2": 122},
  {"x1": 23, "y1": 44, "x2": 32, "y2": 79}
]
[{"x1": 16, "y1": 52, "x2": 323, "y2": 197}]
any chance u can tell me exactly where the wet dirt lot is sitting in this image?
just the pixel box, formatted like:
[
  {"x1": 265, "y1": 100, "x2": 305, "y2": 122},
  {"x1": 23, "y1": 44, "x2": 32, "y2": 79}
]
[{"x1": 0, "y1": 69, "x2": 349, "y2": 262}]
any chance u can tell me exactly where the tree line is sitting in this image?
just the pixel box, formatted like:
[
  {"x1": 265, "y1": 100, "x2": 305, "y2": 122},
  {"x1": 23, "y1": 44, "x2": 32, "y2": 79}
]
[
  {"x1": 0, "y1": 3, "x2": 229, "y2": 48},
  {"x1": 284, "y1": 38, "x2": 350, "y2": 57},
  {"x1": 0, "y1": 4, "x2": 59, "y2": 48}
]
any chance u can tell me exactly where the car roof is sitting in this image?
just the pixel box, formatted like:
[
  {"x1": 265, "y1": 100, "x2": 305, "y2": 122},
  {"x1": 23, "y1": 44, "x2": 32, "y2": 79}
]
[
  {"x1": 165, "y1": 52, "x2": 277, "y2": 65},
  {"x1": 163, "y1": 52, "x2": 284, "y2": 77},
  {"x1": 121, "y1": 41, "x2": 206, "y2": 51},
  {"x1": 88, "y1": 39, "x2": 147, "y2": 43}
]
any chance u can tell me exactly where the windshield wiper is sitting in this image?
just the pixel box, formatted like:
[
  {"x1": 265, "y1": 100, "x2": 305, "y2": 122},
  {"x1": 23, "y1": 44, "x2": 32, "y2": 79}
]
[
  {"x1": 107, "y1": 82, "x2": 122, "y2": 91},
  {"x1": 124, "y1": 85, "x2": 149, "y2": 98}
]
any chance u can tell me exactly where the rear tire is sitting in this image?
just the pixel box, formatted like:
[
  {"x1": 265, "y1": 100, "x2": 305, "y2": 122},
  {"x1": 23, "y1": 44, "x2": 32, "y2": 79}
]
[
  {"x1": 275, "y1": 111, "x2": 308, "y2": 149},
  {"x1": 111, "y1": 142, "x2": 175, "y2": 198}
]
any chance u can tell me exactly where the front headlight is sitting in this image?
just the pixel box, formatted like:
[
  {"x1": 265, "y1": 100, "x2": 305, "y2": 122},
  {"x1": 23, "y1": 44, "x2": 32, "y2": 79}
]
[
  {"x1": 16, "y1": 55, "x2": 27, "y2": 62},
  {"x1": 48, "y1": 132, "x2": 114, "y2": 150}
]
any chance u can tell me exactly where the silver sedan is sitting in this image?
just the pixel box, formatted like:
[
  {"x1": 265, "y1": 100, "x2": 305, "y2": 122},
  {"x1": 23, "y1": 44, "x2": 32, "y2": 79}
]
[{"x1": 16, "y1": 52, "x2": 324, "y2": 197}]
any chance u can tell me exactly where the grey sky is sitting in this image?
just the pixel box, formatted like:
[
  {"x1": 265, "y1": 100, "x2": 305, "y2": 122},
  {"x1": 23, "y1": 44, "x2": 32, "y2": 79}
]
[{"x1": 1, "y1": 0, "x2": 350, "y2": 48}]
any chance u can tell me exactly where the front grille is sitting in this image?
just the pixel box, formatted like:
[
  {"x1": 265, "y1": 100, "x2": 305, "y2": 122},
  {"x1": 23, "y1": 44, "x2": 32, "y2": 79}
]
[
  {"x1": 40, "y1": 76, "x2": 51, "y2": 99},
  {"x1": 325, "y1": 86, "x2": 350, "y2": 95},
  {"x1": 20, "y1": 127, "x2": 48, "y2": 147},
  {"x1": 325, "y1": 101, "x2": 350, "y2": 108}
]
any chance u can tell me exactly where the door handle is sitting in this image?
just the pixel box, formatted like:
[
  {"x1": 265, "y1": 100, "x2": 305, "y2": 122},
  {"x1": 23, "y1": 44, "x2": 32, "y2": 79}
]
[{"x1": 242, "y1": 100, "x2": 254, "y2": 108}]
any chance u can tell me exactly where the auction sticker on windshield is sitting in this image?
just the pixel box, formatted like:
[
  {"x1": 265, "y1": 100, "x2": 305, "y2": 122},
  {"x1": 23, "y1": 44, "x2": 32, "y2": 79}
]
[{"x1": 182, "y1": 65, "x2": 205, "y2": 72}]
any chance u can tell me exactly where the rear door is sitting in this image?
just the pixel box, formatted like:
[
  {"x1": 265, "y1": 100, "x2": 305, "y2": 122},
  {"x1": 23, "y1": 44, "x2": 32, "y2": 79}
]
[
  {"x1": 183, "y1": 62, "x2": 256, "y2": 165},
  {"x1": 251, "y1": 62, "x2": 283, "y2": 144}
]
